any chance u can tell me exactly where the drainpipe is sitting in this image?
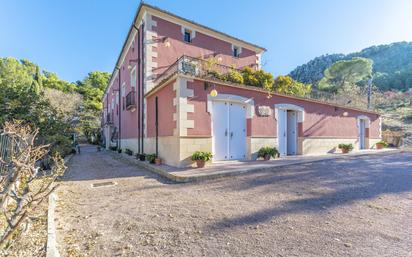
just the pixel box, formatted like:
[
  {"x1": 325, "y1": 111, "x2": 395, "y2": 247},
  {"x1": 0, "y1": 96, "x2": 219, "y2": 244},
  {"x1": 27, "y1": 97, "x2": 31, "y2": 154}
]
[
  {"x1": 141, "y1": 22, "x2": 145, "y2": 154},
  {"x1": 155, "y1": 96, "x2": 159, "y2": 157},
  {"x1": 133, "y1": 24, "x2": 141, "y2": 154},
  {"x1": 117, "y1": 66, "x2": 122, "y2": 149}
]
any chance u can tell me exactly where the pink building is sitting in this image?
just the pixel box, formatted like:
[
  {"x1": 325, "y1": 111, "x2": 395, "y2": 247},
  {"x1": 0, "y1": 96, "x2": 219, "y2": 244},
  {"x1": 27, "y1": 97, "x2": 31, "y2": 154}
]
[{"x1": 102, "y1": 3, "x2": 381, "y2": 167}]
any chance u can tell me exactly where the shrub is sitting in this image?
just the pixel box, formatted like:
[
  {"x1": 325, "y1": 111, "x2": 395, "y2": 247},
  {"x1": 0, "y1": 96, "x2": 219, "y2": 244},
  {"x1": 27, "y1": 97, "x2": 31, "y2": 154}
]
[
  {"x1": 146, "y1": 153, "x2": 157, "y2": 164},
  {"x1": 222, "y1": 68, "x2": 244, "y2": 84},
  {"x1": 257, "y1": 146, "x2": 279, "y2": 159},
  {"x1": 117, "y1": 148, "x2": 122, "y2": 153},
  {"x1": 125, "y1": 148, "x2": 133, "y2": 156},
  {"x1": 109, "y1": 146, "x2": 117, "y2": 151},
  {"x1": 191, "y1": 151, "x2": 213, "y2": 161},
  {"x1": 376, "y1": 140, "x2": 388, "y2": 147},
  {"x1": 338, "y1": 143, "x2": 354, "y2": 151}
]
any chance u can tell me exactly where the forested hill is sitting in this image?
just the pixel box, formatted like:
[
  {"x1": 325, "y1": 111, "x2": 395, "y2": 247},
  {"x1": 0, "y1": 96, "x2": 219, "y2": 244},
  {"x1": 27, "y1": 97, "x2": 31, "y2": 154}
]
[{"x1": 289, "y1": 41, "x2": 412, "y2": 91}]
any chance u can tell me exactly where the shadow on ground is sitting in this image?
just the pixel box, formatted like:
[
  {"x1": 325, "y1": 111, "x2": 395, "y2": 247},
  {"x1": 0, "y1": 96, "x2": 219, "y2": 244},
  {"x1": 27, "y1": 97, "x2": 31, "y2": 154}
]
[
  {"x1": 62, "y1": 145, "x2": 170, "y2": 183},
  {"x1": 207, "y1": 152, "x2": 412, "y2": 230}
]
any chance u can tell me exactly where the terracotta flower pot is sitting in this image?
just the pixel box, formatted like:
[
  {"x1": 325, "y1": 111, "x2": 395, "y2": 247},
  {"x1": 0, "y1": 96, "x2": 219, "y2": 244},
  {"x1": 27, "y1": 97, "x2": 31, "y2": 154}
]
[
  {"x1": 340, "y1": 148, "x2": 349, "y2": 154},
  {"x1": 376, "y1": 144, "x2": 384, "y2": 150},
  {"x1": 263, "y1": 154, "x2": 271, "y2": 161},
  {"x1": 155, "y1": 158, "x2": 161, "y2": 165},
  {"x1": 196, "y1": 160, "x2": 206, "y2": 168}
]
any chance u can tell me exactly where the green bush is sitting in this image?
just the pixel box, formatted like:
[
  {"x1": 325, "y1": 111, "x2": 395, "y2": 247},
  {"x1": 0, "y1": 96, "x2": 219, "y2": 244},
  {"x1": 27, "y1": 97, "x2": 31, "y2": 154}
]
[
  {"x1": 146, "y1": 153, "x2": 157, "y2": 164},
  {"x1": 191, "y1": 151, "x2": 213, "y2": 161},
  {"x1": 222, "y1": 68, "x2": 244, "y2": 84},
  {"x1": 257, "y1": 146, "x2": 278, "y2": 159},
  {"x1": 338, "y1": 143, "x2": 354, "y2": 151}
]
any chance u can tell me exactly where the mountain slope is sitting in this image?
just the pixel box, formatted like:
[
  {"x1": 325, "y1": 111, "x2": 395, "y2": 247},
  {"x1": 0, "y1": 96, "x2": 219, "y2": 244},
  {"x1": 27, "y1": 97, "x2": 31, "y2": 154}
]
[{"x1": 289, "y1": 41, "x2": 412, "y2": 91}]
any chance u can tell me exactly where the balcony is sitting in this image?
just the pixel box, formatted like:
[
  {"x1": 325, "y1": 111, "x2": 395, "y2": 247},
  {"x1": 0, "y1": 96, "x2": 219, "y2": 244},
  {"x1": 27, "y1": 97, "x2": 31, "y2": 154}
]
[
  {"x1": 126, "y1": 91, "x2": 136, "y2": 111},
  {"x1": 153, "y1": 55, "x2": 372, "y2": 111}
]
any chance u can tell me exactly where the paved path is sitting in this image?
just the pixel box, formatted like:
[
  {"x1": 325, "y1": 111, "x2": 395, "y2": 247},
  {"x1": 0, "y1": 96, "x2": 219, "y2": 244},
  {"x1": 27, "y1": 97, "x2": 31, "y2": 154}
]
[
  {"x1": 124, "y1": 148, "x2": 399, "y2": 182},
  {"x1": 55, "y1": 145, "x2": 412, "y2": 256}
]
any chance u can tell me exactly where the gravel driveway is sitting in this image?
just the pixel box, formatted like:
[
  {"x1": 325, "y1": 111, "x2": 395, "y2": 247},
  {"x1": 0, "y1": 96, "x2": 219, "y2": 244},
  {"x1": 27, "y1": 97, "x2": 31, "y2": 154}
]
[{"x1": 55, "y1": 145, "x2": 412, "y2": 256}]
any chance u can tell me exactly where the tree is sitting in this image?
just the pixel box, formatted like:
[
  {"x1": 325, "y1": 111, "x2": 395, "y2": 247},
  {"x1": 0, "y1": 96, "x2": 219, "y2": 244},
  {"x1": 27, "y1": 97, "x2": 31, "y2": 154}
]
[
  {"x1": 273, "y1": 75, "x2": 312, "y2": 97},
  {"x1": 318, "y1": 57, "x2": 373, "y2": 92},
  {"x1": 0, "y1": 121, "x2": 66, "y2": 251},
  {"x1": 76, "y1": 71, "x2": 110, "y2": 143},
  {"x1": 0, "y1": 58, "x2": 75, "y2": 155}
]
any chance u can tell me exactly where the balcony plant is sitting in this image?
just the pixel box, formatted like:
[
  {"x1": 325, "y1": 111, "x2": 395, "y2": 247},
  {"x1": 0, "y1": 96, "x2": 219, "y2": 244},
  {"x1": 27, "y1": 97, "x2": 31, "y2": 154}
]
[
  {"x1": 338, "y1": 143, "x2": 353, "y2": 154},
  {"x1": 375, "y1": 140, "x2": 388, "y2": 149},
  {"x1": 257, "y1": 146, "x2": 278, "y2": 161},
  {"x1": 191, "y1": 151, "x2": 212, "y2": 168}
]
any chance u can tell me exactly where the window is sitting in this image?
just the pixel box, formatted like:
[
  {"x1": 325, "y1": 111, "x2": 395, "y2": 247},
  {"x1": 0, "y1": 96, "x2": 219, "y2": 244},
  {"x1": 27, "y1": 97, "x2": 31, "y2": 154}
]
[
  {"x1": 184, "y1": 29, "x2": 192, "y2": 43},
  {"x1": 233, "y1": 46, "x2": 240, "y2": 57},
  {"x1": 130, "y1": 67, "x2": 137, "y2": 89}
]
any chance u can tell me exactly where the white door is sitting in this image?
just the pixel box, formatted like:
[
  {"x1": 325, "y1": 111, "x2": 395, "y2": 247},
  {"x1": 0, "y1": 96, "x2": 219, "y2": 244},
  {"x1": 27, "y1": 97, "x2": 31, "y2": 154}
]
[
  {"x1": 359, "y1": 119, "x2": 366, "y2": 149},
  {"x1": 212, "y1": 101, "x2": 246, "y2": 161},
  {"x1": 287, "y1": 111, "x2": 297, "y2": 155},
  {"x1": 277, "y1": 109, "x2": 287, "y2": 156},
  {"x1": 212, "y1": 102, "x2": 229, "y2": 160},
  {"x1": 229, "y1": 103, "x2": 246, "y2": 159}
]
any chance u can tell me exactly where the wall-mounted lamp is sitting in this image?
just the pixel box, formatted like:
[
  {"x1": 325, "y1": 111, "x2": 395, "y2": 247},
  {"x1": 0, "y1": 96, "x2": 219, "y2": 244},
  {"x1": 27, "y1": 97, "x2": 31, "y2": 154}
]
[
  {"x1": 343, "y1": 111, "x2": 349, "y2": 117},
  {"x1": 210, "y1": 89, "x2": 218, "y2": 97}
]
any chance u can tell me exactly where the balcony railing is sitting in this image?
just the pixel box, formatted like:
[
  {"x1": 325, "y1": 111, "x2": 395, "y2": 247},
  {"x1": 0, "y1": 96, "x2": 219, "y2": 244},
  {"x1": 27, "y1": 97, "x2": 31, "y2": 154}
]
[
  {"x1": 153, "y1": 55, "x2": 373, "y2": 111},
  {"x1": 126, "y1": 91, "x2": 136, "y2": 110}
]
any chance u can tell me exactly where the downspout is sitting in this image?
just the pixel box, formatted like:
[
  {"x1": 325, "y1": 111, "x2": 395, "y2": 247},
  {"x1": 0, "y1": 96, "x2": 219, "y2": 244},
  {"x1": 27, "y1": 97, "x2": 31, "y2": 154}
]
[
  {"x1": 141, "y1": 22, "x2": 145, "y2": 154},
  {"x1": 134, "y1": 24, "x2": 141, "y2": 154},
  {"x1": 118, "y1": 66, "x2": 122, "y2": 149},
  {"x1": 155, "y1": 96, "x2": 159, "y2": 157}
]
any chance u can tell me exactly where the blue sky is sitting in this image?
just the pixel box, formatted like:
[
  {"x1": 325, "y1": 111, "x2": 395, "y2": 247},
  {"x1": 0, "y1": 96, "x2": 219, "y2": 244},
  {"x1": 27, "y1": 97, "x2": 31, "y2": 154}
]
[{"x1": 1, "y1": 0, "x2": 412, "y2": 82}]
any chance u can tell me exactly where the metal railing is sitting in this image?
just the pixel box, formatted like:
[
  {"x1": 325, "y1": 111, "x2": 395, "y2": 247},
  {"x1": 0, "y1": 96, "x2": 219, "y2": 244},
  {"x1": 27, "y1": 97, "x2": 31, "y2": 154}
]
[
  {"x1": 153, "y1": 55, "x2": 373, "y2": 111},
  {"x1": 0, "y1": 132, "x2": 23, "y2": 174},
  {"x1": 125, "y1": 91, "x2": 136, "y2": 110}
]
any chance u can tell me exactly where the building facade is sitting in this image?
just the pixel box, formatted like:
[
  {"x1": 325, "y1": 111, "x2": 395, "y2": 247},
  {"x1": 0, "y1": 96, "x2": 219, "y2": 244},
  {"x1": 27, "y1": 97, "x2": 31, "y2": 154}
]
[{"x1": 102, "y1": 3, "x2": 381, "y2": 167}]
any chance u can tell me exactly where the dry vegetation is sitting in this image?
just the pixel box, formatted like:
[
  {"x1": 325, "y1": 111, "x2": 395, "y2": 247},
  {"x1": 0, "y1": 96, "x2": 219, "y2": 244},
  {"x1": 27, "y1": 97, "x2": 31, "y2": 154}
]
[{"x1": 0, "y1": 121, "x2": 66, "y2": 256}]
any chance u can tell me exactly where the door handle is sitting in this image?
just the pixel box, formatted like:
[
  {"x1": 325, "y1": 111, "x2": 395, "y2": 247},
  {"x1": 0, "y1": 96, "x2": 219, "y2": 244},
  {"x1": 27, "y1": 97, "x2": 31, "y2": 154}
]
[
  {"x1": 225, "y1": 129, "x2": 228, "y2": 136},
  {"x1": 230, "y1": 132, "x2": 234, "y2": 138}
]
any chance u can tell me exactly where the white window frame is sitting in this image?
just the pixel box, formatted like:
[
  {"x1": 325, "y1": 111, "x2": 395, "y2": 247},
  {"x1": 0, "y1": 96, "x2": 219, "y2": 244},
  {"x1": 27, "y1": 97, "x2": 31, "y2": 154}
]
[
  {"x1": 231, "y1": 44, "x2": 242, "y2": 58},
  {"x1": 181, "y1": 26, "x2": 196, "y2": 43},
  {"x1": 130, "y1": 66, "x2": 137, "y2": 89}
]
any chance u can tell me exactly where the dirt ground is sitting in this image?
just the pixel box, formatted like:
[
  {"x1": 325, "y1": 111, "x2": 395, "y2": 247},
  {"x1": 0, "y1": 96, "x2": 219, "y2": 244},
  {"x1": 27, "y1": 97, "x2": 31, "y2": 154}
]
[{"x1": 55, "y1": 145, "x2": 412, "y2": 257}]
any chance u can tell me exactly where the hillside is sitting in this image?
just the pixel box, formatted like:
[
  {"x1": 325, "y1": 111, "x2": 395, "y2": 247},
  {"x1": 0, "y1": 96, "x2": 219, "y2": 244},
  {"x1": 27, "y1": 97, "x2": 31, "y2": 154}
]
[{"x1": 289, "y1": 42, "x2": 412, "y2": 92}]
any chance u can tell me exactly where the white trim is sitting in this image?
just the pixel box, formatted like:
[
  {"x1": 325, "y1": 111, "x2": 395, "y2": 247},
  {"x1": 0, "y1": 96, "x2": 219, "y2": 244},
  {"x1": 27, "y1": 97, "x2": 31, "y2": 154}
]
[
  {"x1": 231, "y1": 44, "x2": 242, "y2": 57},
  {"x1": 181, "y1": 26, "x2": 196, "y2": 41},
  {"x1": 207, "y1": 93, "x2": 255, "y2": 118},
  {"x1": 121, "y1": 82, "x2": 126, "y2": 97},
  {"x1": 356, "y1": 115, "x2": 370, "y2": 128},
  {"x1": 130, "y1": 65, "x2": 137, "y2": 88},
  {"x1": 274, "y1": 103, "x2": 305, "y2": 122}
]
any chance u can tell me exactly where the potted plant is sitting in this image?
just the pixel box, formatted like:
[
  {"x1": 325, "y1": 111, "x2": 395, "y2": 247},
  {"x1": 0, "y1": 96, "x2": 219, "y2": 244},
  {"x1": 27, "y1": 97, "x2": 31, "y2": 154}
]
[
  {"x1": 146, "y1": 153, "x2": 157, "y2": 164},
  {"x1": 155, "y1": 157, "x2": 161, "y2": 165},
  {"x1": 191, "y1": 151, "x2": 212, "y2": 168},
  {"x1": 338, "y1": 143, "x2": 353, "y2": 154},
  {"x1": 138, "y1": 153, "x2": 146, "y2": 161},
  {"x1": 97, "y1": 145, "x2": 101, "y2": 151},
  {"x1": 375, "y1": 140, "x2": 388, "y2": 150},
  {"x1": 117, "y1": 148, "x2": 122, "y2": 153},
  {"x1": 125, "y1": 148, "x2": 133, "y2": 156},
  {"x1": 257, "y1": 146, "x2": 278, "y2": 161}
]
